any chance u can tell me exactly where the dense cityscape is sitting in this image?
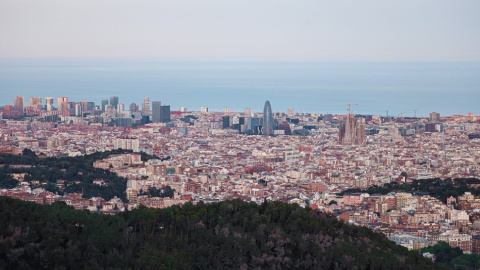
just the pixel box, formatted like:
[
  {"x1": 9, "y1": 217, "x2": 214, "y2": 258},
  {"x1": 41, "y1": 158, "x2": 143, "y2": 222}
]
[{"x1": 1, "y1": 94, "x2": 480, "y2": 258}]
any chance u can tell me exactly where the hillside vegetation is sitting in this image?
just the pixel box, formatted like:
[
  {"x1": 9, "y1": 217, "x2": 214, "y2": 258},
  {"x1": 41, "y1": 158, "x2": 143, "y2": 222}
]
[
  {"x1": 0, "y1": 149, "x2": 159, "y2": 201},
  {"x1": 0, "y1": 196, "x2": 440, "y2": 269},
  {"x1": 341, "y1": 178, "x2": 480, "y2": 203}
]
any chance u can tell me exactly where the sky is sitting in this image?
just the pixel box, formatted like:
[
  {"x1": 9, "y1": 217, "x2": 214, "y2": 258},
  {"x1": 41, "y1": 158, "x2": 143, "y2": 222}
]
[{"x1": 1, "y1": 0, "x2": 480, "y2": 61}]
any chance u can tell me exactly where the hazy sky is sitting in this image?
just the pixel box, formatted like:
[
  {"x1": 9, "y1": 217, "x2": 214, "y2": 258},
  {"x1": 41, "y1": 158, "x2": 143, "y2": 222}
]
[{"x1": 1, "y1": 0, "x2": 479, "y2": 61}]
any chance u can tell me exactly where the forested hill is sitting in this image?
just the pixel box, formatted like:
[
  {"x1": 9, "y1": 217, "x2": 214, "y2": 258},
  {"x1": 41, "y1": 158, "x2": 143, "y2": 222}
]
[
  {"x1": 0, "y1": 197, "x2": 441, "y2": 269},
  {"x1": 0, "y1": 149, "x2": 161, "y2": 201}
]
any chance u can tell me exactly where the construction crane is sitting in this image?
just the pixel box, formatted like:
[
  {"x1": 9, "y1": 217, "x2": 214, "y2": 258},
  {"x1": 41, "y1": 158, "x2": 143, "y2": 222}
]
[
  {"x1": 414, "y1": 109, "x2": 421, "y2": 118},
  {"x1": 331, "y1": 103, "x2": 358, "y2": 115}
]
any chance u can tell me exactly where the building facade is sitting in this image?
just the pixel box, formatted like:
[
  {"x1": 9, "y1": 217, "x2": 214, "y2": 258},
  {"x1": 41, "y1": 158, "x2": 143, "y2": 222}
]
[{"x1": 263, "y1": 100, "x2": 274, "y2": 136}]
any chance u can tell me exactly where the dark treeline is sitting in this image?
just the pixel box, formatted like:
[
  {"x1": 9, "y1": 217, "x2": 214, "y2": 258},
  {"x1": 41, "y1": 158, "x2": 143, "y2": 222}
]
[
  {"x1": 340, "y1": 178, "x2": 480, "y2": 203},
  {"x1": 0, "y1": 149, "x2": 161, "y2": 201},
  {"x1": 0, "y1": 196, "x2": 440, "y2": 269},
  {"x1": 419, "y1": 242, "x2": 480, "y2": 269}
]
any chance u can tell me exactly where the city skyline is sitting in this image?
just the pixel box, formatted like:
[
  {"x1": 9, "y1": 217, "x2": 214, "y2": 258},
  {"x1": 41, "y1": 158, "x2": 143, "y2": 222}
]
[{"x1": 2, "y1": 93, "x2": 480, "y2": 119}]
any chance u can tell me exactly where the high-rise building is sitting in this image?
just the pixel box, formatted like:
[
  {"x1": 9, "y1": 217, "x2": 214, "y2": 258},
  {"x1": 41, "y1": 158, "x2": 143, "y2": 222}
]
[
  {"x1": 247, "y1": 117, "x2": 260, "y2": 130},
  {"x1": 14, "y1": 95, "x2": 24, "y2": 112},
  {"x1": 263, "y1": 100, "x2": 274, "y2": 136},
  {"x1": 45, "y1": 97, "x2": 54, "y2": 111},
  {"x1": 152, "y1": 101, "x2": 161, "y2": 123},
  {"x1": 129, "y1": 103, "x2": 137, "y2": 113},
  {"x1": 80, "y1": 101, "x2": 89, "y2": 112},
  {"x1": 222, "y1": 116, "x2": 230, "y2": 129},
  {"x1": 245, "y1": 108, "x2": 252, "y2": 116},
  {"x1": 110, "y1": 96, "x2": 119, "y2": 109},
  {"x1": 160, "y1": 105, "x2": 171, "y2": 123},
  {"x1": 180, "y1": 107, "x2": 187, "y2": 112},
  {"x1": 339, "y1": 114, "x2": 365, "y2": 145},
  {"x1": 87, "y1": 102, "x2": 95, "y2": 111},
  {"x1": 57, "y1": 97, "x2": 68, "y2": 115},
  {"x1": 142, "y1": 97, "x2": 150, "y2": 113},
  {"x1": 224, "y1": 107, "x2": 231, "y2": 113},
  {"x1": 101, "y1": 99, "x2": 109, "y2": 112},
  {"x1": 117, "y1": 103, "x2": 125, "y2": 113},
  {"x1": 201, "y1": 107, "x2": 208, "y2": 113},
  {"x1": 429, "y1": 112, "x2": 440, "y2": 122},
  {"x1": 75, "y1": 103, "x2": 83, "y2": 116},
  {"x1": 29, "y1": 97, "x2": 42, "y2": 111}
]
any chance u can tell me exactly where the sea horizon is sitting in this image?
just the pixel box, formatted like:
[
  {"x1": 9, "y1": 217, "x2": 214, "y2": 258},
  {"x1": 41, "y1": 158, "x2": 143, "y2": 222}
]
[{"x1": 1, "y1": 58, "x2": 479, "y2": 117}]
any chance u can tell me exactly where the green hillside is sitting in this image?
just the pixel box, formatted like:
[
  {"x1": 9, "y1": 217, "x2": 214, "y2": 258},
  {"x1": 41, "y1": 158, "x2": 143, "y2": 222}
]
[{"x1": 0, "y1": 196, "x2": 440, "y2": 269}]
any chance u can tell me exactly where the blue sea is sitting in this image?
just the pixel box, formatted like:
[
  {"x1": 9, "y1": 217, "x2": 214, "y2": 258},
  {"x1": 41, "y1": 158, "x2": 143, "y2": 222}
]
[{"x1": 0, "y1": 58, "x2": 479, "y2": 116}]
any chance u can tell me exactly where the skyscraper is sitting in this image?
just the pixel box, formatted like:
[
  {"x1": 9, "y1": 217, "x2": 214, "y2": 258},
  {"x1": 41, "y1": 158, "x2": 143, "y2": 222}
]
[
  {"x1": 29, "y1": 97, "x2": 42, "y2": 111},
  {"x1": 263, "y1": 100, "x2": 274, "y2": 136},
  {"x1": 152, "y1": 101, "x2": 161, "y2": 123},
  {"x1": 45, "y1": 97, "x2": 53, "y2": 111},
  {"x1": 57, "y1": 97, "x2": 68, "y2": 115},
  {"x1": 142, "y1": 97, "x2": 150, "y2": 114},
  {"x1": 117, "y1": 103, "x2": 125, "y2": 113},
  {"x1": 14, "y1": 95, "x2": 24, "y2": 112},
  {"x1": 87, "y1": 102, "x2": 95, "y2": 111},
  {"x1": 74, "y1": 103, "x2": 82, "y2": 116},
  {"x1": 110, "y1": 96, "x2": 119, "y2": 109},
  {"x1": 101, "y1": 99, "x2": 109, "y2": 112},
  {"x1": 129, "y1": 103, "x2": 137, "y2": 113},
  {"x1": 160, "y1": 105, "x2": 171, "y2": 123}
]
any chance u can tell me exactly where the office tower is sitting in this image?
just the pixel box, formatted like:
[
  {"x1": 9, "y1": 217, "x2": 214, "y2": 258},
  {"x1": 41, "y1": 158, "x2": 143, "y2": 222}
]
[
  {"x1": 75, "y1": 103, "x2": 82, "y2": 116},
  {"x1": 142, "y1": 97, "x2": 150, "y2": 113},
  {"x1": 105, "y1": 104, "x2": 116, "y2": 118},
  {"x1": 57, "y1": 97, "x2": 68, "y2": 115},
  {"x1": 429, "y1": 112, "x2": 440, "y2": 122},
  {"x1": 117, "y1": 103, "x2": 125, "y2": 113},
  {"x1": 101, "y1": 99, "x2": 109, "y2": 112},
  {"x1": 87, "y1": 102, "x2": 95, "y2": 111},
  {"x1": 263, "y1": 100, "x2": 274, "y2": 136},
  {"x1": 160, "y1": 105, "x2": 171, "y2": 123},
  {"x1": 247, "y1": 117, "x2": 260, "y2": 130},
  {"x1": 14, "y1": 95, "x2": 24, "y2": 112},
  {"x1": 45, "y1": 97, "x2": 54, "y2": 111},
  {"x1": 201, "y1": 107, "x2": 208, "y2": 113},
  {"x1": 116, "y1": 118, "x2": 133, "y2": 127},
  {"x1": 29, "y1": 97, "x2": 42, "y2": 111},
  {"x1": 287, "y1": 108, "x2": 294, "y2": 117},
  {"x1": 152, "y1": 101, "x2": 161, "y2": 123},
  {"x1": 68, "y1": 102, "x2": 75, "y2": 111},
  {"x1": 80, "y1": 101, "x2": 89, "y2": 112},
  {"x1": 339, "y1": 115, "x2": 365, "y2": 145},
  {"x1": 245, "y1": 108, "x2": 252, "y2": 116},
  {"x1": 180, "y1": 107, "x2": 187, "y2": 112},
  {"x1": 129, "y1": 103, "x2": 137, "y2": 113},
  {"x1": 110, "y1": 96, "x2": 119, "y2": 109},
  {"x1": 222, "y1": 116, "x2": 230, "y2": 129}
]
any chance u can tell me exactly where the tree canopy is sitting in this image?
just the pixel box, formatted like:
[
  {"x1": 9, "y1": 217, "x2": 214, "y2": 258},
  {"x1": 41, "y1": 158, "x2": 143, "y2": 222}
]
[{"x1": 0, "y1": 196, "x2": 441, "y2": 269}]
